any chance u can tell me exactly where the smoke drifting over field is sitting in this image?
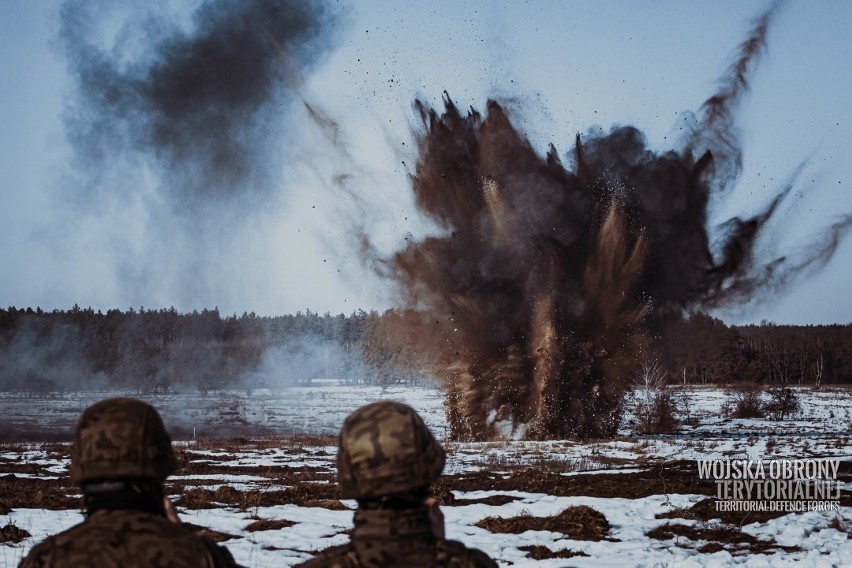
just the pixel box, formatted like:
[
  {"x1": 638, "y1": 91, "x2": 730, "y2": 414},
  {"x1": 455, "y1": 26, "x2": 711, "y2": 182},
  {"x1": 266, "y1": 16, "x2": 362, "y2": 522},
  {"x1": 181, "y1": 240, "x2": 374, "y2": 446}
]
[
  {"x1": 56, "y1": 0, "x2": 336, "y2": 309},
  {"x1": 60, "y1": 0, "x2": 332, "y2": 204},
  {"x1": 379, "y1": 5, "x2": 852, "y2": 440}
]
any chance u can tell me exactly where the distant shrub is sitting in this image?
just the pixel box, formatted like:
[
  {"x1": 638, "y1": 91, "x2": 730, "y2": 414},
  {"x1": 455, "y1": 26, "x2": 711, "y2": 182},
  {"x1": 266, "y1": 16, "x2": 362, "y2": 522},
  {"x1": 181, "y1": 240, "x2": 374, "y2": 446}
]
[
  {"x1": 764, "y1": 387, "x2": 800, "y2": 421},
  {"x1": 674, "y1": 388, "x2": 697, "y2": 427},
  {"x1": 726, "y1": 388, "x2": 765, "y2": 419},
  {"x1": 634, "y1": 389, "x2": 680, "y2": 434}
]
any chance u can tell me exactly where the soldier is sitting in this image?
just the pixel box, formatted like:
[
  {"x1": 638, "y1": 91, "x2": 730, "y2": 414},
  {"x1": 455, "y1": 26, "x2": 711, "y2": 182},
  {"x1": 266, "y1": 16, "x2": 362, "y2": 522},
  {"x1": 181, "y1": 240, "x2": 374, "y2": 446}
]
[
  {"x1": 297, "y1": 400, "x2": 498, "y2": 567},
  {"x1": 19, "y1": 397, "x2": 241, "y2": 568}
]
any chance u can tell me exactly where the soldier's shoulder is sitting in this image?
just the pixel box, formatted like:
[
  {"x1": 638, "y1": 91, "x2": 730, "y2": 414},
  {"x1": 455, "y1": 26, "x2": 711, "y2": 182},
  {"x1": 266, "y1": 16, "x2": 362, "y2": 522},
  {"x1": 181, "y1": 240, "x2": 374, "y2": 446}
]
[
  {"x1": 441, "y1": 539, "x2": 499, "y2": 568},
  {"x1": 295, "y1": 543, "x2": 359, "y2": 568},
  {"x1": 198, "y1": 535, "x2": 241, "y2": 568},
  {"x1": 18, "y1": 521, "x2": 105, "y2": 568},
  {"x1": 19, "y1": 511, "x2": 241, "y2": 568},
  {"x1": 18, "y1": 520, "x2": 93, "y2": 567},
  {"x1": 18, "y1": 536, "x2": 56, "y2": 568},
  {"x1": 100, "y1": 511, "x2": 241, "y2": 567}
]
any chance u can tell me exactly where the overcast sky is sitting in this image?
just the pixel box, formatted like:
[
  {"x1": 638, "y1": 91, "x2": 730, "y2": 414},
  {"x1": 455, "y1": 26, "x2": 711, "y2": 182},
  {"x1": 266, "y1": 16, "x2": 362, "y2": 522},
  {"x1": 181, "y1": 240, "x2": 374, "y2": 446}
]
[{"x1": 1, "y1": 0, "x2": 850, "y2": 324}]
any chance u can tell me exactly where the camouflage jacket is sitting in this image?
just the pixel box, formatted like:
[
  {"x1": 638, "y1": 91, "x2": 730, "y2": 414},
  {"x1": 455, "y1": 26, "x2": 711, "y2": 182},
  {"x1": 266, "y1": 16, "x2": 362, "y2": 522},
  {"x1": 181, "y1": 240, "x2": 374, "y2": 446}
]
[
  {"x1": 296, "y1": 507, "x2": 497, "y2": 568},
  {"x1": 18, "y1": 509, "x2": 241, "y2": 568}
]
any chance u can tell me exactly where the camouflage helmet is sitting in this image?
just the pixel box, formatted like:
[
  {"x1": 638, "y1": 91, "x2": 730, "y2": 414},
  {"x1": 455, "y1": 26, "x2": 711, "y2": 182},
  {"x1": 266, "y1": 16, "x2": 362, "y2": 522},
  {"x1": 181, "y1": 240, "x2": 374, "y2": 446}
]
[
  {"x1": 337, "y1": 400, "x2": 446, "y2": 499},
  {"x1": 69, "y1": 397, "x2": 177, "y2": 484}
]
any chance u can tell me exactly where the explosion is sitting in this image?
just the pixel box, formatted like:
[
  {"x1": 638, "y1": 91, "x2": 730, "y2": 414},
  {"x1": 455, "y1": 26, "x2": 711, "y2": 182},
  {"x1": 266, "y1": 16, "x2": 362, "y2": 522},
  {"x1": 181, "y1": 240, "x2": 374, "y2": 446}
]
[{"x1": 380, "y1": 5, "x2": 851, "y2": 440}]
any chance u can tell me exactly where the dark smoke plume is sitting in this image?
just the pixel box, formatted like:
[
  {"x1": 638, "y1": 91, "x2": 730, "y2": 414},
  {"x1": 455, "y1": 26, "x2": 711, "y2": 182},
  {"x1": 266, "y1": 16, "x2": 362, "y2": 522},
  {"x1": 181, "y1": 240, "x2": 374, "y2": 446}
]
[
  {"x1": 60, "y1": 0, "x2": 334, "y2": 209},
  {"x1": 379, "y1": 5, "x2": 852, "y2": 440}
]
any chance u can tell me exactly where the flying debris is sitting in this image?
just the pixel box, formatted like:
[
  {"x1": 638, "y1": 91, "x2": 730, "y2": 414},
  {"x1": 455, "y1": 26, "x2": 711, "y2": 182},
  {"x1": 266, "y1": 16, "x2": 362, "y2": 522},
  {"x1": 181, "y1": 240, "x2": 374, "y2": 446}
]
[{"x1": 373, "y1": 4, "x2": 852, "y2": 440}]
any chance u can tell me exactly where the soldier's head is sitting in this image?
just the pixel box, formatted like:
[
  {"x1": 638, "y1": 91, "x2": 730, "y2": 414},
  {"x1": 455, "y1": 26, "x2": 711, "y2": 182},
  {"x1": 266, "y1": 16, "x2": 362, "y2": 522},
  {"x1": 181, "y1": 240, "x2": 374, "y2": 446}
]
[
  {"x1": 337, "y1": 400, "x2": 445, "y2": 501},
  {"x1": 70, "y1": 397, "x2": 177, "y2": 486}
]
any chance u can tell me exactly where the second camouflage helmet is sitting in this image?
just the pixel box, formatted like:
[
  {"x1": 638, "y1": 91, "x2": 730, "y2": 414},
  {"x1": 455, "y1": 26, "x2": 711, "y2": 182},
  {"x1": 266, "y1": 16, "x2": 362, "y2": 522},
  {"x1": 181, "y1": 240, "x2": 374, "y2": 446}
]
[
  {"x1": 69, "y1": 397, "x2": 177, "y2": 484},
  {"x1": 337, "y1": 400, "x2": 446, "y2": 499}
]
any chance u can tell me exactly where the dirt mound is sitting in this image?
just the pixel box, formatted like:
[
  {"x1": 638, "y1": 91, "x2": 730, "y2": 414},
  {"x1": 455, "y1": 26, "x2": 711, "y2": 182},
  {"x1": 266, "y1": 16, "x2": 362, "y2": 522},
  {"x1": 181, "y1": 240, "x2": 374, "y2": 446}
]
[
  {"x1": 449, "y1": 494, "x2": 520, "y2": 507},
  {"x1": 657, "y1": 497, "x2": 788, "y2": 524},
  {"x1": 445, "y1": 460, "x2": 711, "y2": 499},
  {"x1": 244, "y1": 518, "x2": 296, "y2": 532},
  {"x1": 173, "y1": 486, "x2": 246, "y2": 509},
  {"x1": 519, "y1": 545, "x2": 589, "y2": 560},
  {"x1": 0, "y1": 476, "x2": 78, "y2": 511},
  {"x1": 0, "y1": 523, "x2": 31, "y2": 544},
  {"x1": 476, "y1": 505, "x2": 611, "y2": 541},
  {"x1": 648, "y1": 522, "x2": 802, "y2": 555},
  {"x1": 172, "y1": 481, "x2": 345, "y2": 511}
]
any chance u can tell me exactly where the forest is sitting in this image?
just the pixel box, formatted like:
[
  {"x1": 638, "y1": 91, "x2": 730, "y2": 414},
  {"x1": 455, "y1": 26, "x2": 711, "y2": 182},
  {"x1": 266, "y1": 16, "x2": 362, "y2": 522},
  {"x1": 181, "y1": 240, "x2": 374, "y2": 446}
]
[{"x1": 0, "y1": 305, "x2": 850, "y2": 395}]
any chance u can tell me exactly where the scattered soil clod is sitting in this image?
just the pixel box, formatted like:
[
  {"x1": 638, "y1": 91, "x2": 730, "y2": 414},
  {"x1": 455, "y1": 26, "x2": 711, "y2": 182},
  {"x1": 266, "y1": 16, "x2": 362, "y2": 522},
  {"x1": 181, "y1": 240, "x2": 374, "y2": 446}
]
[
  {"x1": 519, "y1": 545, "x2": 589, "y2": 560},
  {"x1": 245, "y1": 518, "x2": 296, "y2": 532},
  {"x1": 0, "y1": 523, "x2": 31, "y2": 544}
]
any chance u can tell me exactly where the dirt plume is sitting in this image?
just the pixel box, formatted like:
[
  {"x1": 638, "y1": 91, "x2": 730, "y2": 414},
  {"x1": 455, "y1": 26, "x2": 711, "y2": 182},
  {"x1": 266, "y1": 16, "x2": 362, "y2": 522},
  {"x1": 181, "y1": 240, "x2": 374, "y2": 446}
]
[{"x1": 374, "y1": 3, "x2": 851, "y2": 440}]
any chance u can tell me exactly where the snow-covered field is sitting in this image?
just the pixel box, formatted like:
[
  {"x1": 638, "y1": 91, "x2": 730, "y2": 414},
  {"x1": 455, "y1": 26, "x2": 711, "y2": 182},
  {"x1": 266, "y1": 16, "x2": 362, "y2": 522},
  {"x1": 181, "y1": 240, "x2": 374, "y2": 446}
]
[{"x1": 1, "y1": 383, "x2": 850, "y2": 567}]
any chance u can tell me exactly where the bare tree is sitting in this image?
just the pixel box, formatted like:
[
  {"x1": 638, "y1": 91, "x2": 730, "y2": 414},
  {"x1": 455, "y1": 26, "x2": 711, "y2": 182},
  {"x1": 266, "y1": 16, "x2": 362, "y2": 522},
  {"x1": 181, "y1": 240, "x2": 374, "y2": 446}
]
[
  {"x1": 813, "y1": 352, "x2": 824, "y2": 390},
  {"x1": 635, "y1": 354, "x2": 668, "y2": 393},
  {"x1": 631, "y1": 353, "x2": 678, "y2": 434},
  {"x1": 764, "y1": 338, "x2": 794, "y2": 384},
  {"x1": 794, "y1": 337, "x2": 811, "y2": 385}
]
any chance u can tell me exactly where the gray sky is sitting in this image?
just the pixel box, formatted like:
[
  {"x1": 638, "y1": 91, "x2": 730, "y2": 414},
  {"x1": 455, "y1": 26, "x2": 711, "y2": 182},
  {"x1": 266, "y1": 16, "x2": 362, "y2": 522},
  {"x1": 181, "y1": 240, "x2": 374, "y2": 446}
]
[{"x1": 1, "y1": 0, "x2": 850, "y2": 324}]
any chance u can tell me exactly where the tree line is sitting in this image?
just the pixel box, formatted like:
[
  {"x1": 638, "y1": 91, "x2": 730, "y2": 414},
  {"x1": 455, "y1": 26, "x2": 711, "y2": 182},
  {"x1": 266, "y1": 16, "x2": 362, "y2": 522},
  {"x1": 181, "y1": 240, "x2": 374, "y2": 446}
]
[
  {"x1": 658, "y1": 312, "x2": 852, "y2": 386},
  {"x1": 0, "y1": 306, "x2": 849, "y2": 394},
  {"x1": 0, "y1": 305, "x2": 411, "y2": 394}
]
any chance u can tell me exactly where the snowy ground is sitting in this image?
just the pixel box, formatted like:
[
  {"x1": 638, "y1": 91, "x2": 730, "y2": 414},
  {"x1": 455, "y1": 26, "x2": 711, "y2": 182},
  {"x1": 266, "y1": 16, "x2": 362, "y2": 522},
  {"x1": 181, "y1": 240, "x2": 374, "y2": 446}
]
[{"x1": 0, "y1": 384, "x2": 850, "y2": 567}]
